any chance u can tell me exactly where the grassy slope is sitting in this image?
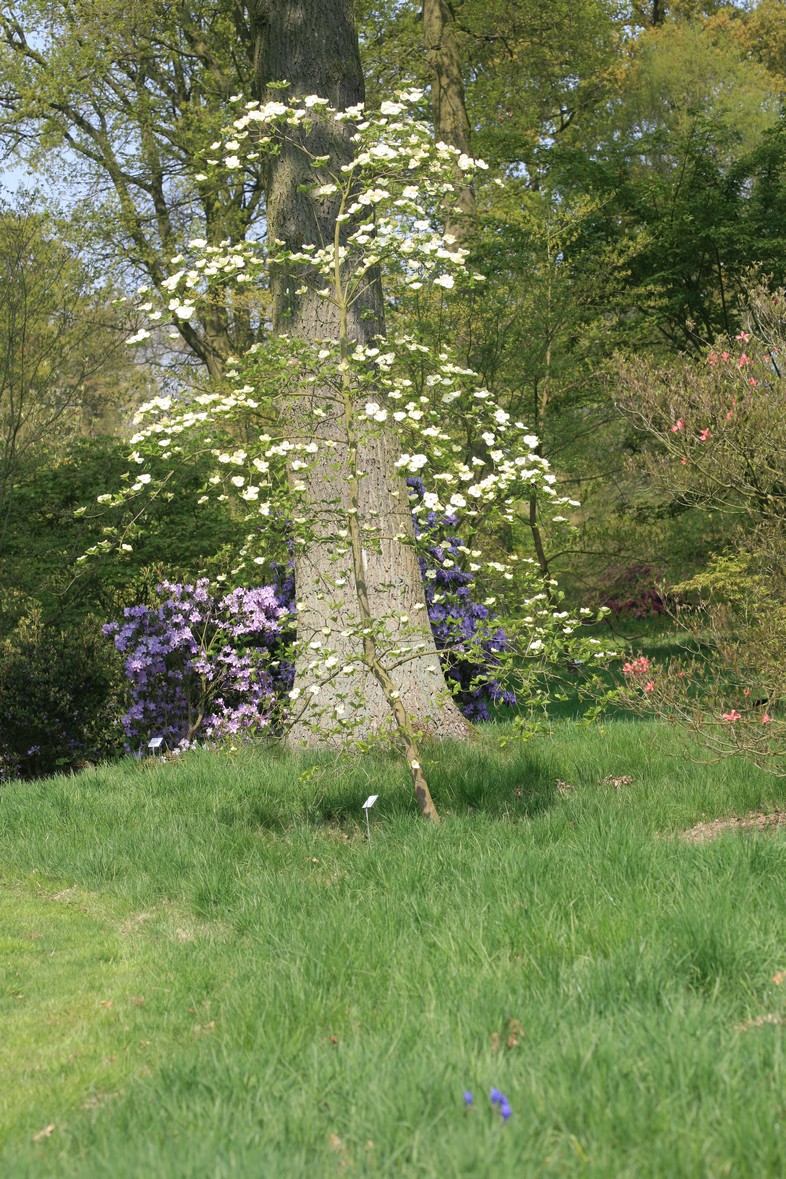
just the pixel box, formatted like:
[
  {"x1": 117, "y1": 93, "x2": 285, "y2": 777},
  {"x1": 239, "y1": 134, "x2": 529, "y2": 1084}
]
[{"x1": 3, "y1": 721, "x2": 786, "y2": 1177}]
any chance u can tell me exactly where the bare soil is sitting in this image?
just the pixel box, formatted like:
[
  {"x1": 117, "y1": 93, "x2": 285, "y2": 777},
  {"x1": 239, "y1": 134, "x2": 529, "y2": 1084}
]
[{"x1": 682, "y1": 810, "x2": 786, "y2": 843}]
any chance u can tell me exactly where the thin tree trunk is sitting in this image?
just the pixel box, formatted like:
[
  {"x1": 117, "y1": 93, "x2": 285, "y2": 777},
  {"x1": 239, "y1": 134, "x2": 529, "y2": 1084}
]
[{"x1": 260, "y1": 1, "x2": 472, "y2": 814}]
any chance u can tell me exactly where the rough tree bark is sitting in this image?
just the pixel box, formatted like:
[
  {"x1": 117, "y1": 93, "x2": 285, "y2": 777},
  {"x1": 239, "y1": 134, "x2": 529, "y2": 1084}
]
[
  {"x1": 422, "y1": 0, "x2": 475, "y2": 238},
  {"x1": 260, "y1": 1, "x2": 472, "y2": 794}
]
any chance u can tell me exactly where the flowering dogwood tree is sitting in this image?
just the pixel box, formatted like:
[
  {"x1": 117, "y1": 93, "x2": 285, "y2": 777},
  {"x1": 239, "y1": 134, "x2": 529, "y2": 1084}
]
[{"x1": 89, "y1": 84, "x2": 612, "y2": 818}]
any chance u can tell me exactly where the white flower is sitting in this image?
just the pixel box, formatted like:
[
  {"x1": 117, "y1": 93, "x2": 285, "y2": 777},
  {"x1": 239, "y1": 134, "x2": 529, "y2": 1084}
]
[
  {"x1": 262, "y1": 100, "x2": 289, "y2": 118},
  {"x1": 396, "y1": 452, "x2": 428, "y2": 472},
  {"x1": 434, "y1": 273, "x2": 455, "y2": 289},
  {"x1": 224, "y1": 155, "x2": 241, "y2": 170}
]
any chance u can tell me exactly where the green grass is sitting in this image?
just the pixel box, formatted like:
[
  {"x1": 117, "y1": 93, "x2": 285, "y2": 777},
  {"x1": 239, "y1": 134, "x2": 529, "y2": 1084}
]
[{"x1": 3, "y1": 721, "x2": 786, "y2": 1176}]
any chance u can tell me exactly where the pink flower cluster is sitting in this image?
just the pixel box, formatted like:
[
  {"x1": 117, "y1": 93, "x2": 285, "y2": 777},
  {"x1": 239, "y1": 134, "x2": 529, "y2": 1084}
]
[{"x1": 622, "y1": 655, "x2": 651, "y2": 676}]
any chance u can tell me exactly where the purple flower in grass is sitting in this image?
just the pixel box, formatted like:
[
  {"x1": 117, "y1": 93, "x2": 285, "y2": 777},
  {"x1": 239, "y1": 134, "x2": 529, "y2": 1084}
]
[
  {"x1": 464, "y1": 1091, "x2": 474, "y2": 1106},
  {"x1": 490, "y1": 1088, "x2": 511, "y2": 1121}
]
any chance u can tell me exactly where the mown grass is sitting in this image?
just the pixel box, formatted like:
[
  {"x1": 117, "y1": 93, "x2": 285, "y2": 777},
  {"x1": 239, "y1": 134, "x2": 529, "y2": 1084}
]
[{"x1": 3, "y1": 720, "x2": 786, "y2": 1176}]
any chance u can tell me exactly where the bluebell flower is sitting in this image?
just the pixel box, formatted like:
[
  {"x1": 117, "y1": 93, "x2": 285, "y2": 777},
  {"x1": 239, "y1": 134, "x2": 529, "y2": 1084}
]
[{"x1": 464, "y1": 1091, "x2": 474, "y2": 1106}]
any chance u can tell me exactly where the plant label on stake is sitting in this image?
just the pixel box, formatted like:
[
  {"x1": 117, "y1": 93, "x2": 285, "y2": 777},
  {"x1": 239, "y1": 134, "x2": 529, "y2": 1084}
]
[
  {"x1": 362, "y1": 795, "x2": 378, "y2": 843},
  {"x1": 148, "y1": 737, "x2": 164, "y2": 755}
]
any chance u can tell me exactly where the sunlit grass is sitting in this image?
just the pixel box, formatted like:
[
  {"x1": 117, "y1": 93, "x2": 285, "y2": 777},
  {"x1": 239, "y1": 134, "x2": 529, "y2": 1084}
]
[{"x1": 3, "y1": 721, "x2": 786, "y2": 1176}]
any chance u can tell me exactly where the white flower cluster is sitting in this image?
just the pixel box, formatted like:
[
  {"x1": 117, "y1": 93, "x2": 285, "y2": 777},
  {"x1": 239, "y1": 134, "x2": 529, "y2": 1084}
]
[{"x1": 113, "y1": 90, "x2": 578, "y2": 587}]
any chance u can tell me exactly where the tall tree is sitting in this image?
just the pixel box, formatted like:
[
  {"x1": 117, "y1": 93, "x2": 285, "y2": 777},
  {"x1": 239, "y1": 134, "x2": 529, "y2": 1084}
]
[
  {"x1": 422, "y1": 0, "x2": 475, "y2": 232},
  {"x1": 260, "y1": 1, "x2": 472, "y2": 817},
  {"x1": 0, "y1": 0, "x2": 265, "y2": 374},
  {"x1": 0, "y1": 195, "x2": 141, "y2": 551}
]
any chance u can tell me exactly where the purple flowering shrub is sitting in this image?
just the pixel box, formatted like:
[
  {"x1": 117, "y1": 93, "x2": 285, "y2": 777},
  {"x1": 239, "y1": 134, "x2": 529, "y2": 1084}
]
[
  {"x1": 409, "y1": 480, "x2": 516, "y2": 721},
  {"x1": 104, "y1": 580, "x2": 292, "y2": 750}
]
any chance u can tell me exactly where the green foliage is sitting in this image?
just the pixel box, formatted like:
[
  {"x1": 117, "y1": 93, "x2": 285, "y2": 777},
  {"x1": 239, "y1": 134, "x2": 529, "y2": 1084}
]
[
  {"x1": 0, "y1": 194, "x2": 144, "y2": 549},
  {"x1": 551, "y1": 19, "x2": 786, "y2": 348},
  {"x1": 0, "y1": 434, "x2": 251, "y2": 639},
  {"x1": 0, "y1": 610, "x2": 125, "y2": 780},
  {"x1": 0, "y1": 0, "x2": 265, "y2": 370}
]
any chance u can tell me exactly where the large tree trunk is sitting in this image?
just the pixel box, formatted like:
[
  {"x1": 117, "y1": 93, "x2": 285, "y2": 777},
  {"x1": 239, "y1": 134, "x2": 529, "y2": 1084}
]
[
  {"x1": 422, "y1": 0, "x2": 475, "y2": 238},
  {"x1": 261, "y1": 2, "x2": 472, "y2": 766}
]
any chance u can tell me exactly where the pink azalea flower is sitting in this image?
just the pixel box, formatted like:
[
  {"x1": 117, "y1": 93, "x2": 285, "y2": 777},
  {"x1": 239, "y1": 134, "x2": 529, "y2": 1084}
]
[
  {"x1": 736, "y1": 331, "x2": 750, "y2": 342},
  {"x1": 720, "y1": 351, "x2": 730, "y2": 362},
  {"x1": 643, "y1": 681, "x2": 655, "y2": 693},
  {"x1": 737, "y1": 354, "x2": 750, "y2": 368},
  {"x1": 622, "y1": 656, "x2": 651, "y2": 676},
  {"x1": 762, "y1": 714, "x2": 772, "y2": 725},
  {"x1": 699, "y1": 428, "x2": 711, "y2": 441},
  {"x1": 671, "y1": 419, "x2": 685, "y2": 432},
  {"x1": 680, "y1": 456, "x2": 688, "y2": 465},
  {"x1": 748, "y1": 377, "x2": 758, "y2": 386},
  {"x1": 707, "y1": 352, "x2": 718, "y2": 366},
  {"x1": 722, "y1": 710, "x2": 742, "y2": 721}
]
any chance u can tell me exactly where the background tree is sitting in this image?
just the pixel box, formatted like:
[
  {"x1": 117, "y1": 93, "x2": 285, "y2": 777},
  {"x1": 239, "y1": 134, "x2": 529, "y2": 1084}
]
[
  {"x1": 0, "y1": 194, "x2": 143, "y2": 551},
  {"x1": 0, "y1": 0, "x2": 266, "y2": 373}
]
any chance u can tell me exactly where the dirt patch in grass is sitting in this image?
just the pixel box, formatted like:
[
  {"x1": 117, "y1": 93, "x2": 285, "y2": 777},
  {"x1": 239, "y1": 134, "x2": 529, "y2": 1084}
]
[
  {"x1": 736, "y1": 1012, "x2": 786, "y2": 1032},
  {"x1": 682, "y1": 810, "x2": 786, "y2": 843}
]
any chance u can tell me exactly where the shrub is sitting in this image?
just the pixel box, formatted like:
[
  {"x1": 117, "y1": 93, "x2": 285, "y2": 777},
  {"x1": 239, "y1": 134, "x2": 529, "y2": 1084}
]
[
  {"x1": 614, "y1": 280, "x2": 786, "y2": 770},
  {"x1": 596, "y1": 562, "x2": 673, "y2": 619},
  {"x1": 0, "y1": 610, "x2": 125, "y2": 780},
  {"x1": 409, "y1": 479, "x2": 516, "y2": 721},
  {"x1": 104, "y1": 580, "x2": 292, "y2": 751}
]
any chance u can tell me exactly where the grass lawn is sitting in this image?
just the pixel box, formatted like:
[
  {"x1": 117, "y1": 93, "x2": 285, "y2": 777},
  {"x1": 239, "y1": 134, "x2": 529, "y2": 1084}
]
[{"x1": 3, "y1": 719, "x2": 786, "y2": 1176}]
